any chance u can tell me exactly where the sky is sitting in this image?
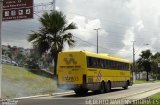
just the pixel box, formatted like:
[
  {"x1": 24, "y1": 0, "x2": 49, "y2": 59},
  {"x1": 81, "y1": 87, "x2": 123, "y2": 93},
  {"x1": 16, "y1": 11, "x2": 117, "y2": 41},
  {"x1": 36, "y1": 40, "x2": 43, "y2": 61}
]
[{"x1": 2, "y1": 0, "x2": 160, "y2": 61}]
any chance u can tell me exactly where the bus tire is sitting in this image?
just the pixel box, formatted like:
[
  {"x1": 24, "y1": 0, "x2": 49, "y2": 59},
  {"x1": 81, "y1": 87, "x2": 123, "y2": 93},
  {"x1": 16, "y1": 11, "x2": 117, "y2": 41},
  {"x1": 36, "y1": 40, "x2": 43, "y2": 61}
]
[
  {"x1": 74, "y1": 89, "x2": 88, "y2": 96},
  {"x1": 106, "y1": 82, "x2": 111, "y2": 93},
  {"x1": 100, "y1": 82, "x2": 106, "y2": 93},
  {"x1": 123, "y1": 81, "x2": 129, "y2": 89}
]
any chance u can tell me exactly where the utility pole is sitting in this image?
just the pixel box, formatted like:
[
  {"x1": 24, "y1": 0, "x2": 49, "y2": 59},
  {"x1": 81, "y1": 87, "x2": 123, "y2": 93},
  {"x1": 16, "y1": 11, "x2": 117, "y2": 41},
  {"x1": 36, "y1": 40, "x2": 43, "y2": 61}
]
[
  {"x1": 132, "y1": 41, "x2": 136, "y2": 80},
  {"x1": 0, "y1": 0, "x2": 3, "y2": 98},
  {"x1": 94, "y1": 28, "x2": 101, "y2": 54},
  {"x1": 52, "y1": 0, "x2": 56, "y2": 10}
]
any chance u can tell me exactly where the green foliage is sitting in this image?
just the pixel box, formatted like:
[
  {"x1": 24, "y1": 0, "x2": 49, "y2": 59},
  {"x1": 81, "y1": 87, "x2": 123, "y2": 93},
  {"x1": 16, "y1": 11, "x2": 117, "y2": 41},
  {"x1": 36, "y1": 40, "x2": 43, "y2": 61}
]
[
  {"x1": 151, "y1": 52, "x2": 160, "y2": 79},
  {"x1": 137, "y1": 49, "x2": 152, "y2": 81},
  {"x1": 15, "y1": 52, "x2": 26, "y2": 66},
  {"x1": 138, "y1": 49, "x2": 152, "y2": 72},
  {"x1": 136, "y1": 50, "x2": 160, "y2": 80},
  {"x1": 28, "y1": 10, "x2": 77, "y2": 75},
  {"x1": 25, "y1": 49, "x2": 40, "y2": 70},
  {"x1": 140, "y1": 49, "x2": 152, "y2": 59}
]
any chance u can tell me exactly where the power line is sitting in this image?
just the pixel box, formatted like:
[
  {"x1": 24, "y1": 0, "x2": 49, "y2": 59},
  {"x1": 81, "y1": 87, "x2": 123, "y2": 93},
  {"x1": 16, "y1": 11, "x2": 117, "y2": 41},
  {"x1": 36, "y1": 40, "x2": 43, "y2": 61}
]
[
  {"x1": 73, "y1": 35, "x2": 132, "y2": 53},
  {"x1": 2, "y1": 28, "x2": 133, "y2": 53},
  {"x1": 71, "y1": 29, "x2": 156, "y2": 45}
]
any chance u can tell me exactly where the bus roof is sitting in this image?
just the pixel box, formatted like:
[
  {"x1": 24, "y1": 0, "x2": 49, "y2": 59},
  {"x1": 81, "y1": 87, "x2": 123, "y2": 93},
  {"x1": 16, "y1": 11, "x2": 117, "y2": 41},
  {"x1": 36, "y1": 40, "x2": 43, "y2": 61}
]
[{"x1": 61, "y1": 50, "x2": 130, "y2": 63}]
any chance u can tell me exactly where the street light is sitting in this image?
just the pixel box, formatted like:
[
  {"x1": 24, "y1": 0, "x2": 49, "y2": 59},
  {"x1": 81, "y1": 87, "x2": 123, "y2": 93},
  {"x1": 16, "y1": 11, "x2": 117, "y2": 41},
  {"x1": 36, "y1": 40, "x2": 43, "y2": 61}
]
[
  {"x1": 132, "y1": 42, "x2": 150, "y2": 80},
  {"x1": 132, "y1": 41, "x2": 136, "y2": 80},
  {"x1": 94, "y1": 28, "x2": 101, "y2": 54},
  {"x1": 0, "y1": 0, "x2": 3, "y2": 98},
  {"x1": 52, "y1": 0, "x2": 56, "y2": 10}
]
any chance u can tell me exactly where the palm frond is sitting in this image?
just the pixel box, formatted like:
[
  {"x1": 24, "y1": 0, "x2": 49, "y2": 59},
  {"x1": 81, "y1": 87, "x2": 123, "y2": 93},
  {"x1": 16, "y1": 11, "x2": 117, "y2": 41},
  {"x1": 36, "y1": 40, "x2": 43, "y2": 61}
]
[
  {"x1": 32, "y1": 35, "x2": 51, "y2": 56},
  {"x1": 39, "y1": 12, "x2": 50, "y2": 28},
  {"x1": 64, "y1": 22, "x2": 77, "y2": 32},
  {"x1": 28, "y1": 32, "x2": 41, "y2": 42},
  {"x1": 62, "y1": 33, "x2": 76, "y2": 47}
]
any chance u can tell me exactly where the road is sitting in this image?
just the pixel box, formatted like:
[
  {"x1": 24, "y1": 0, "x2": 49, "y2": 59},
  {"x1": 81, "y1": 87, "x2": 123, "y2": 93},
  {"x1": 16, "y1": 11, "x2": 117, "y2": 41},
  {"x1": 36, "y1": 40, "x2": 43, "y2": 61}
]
[{"x1": 1, "y1": 82, "x2": 160, "y2": 105}]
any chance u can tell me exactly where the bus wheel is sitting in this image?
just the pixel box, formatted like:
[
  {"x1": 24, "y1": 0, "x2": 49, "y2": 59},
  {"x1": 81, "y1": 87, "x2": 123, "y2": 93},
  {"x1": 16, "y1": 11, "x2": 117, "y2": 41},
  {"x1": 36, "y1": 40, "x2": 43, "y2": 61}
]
[
  {"x1": 106, "y1": 82, "x2": 111, "y2": 93},
  {"x1": 123, "y1": 81, "x2": 129, "y2": 89},
  {"x1": 74, "y1": 89, "x2": 88, "y2": 96},
  {"x1": 100, "y1": 82, "x2": 106, "y2": 93}
]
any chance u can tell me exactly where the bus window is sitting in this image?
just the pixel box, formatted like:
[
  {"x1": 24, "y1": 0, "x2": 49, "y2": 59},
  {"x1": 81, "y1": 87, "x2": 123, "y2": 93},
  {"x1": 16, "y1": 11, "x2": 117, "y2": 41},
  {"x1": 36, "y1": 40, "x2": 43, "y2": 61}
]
[
  {"x1": 119, "y1": 62, "x2": 122, "y2": 70},
  {"x1": 100, "y1": 59, "x2": 104, "y2": 68},
  {"x1": 117, "y1": 62, "x2": 120, "y2": 70},
  {"x1": 108, "y1": 60, "x2": 112, "y2": 69},
  {"x1": 97, "y1": 58, "x2": 101, "y2": 68},
  {"x1": 93, "y1": 58, "x2": 97, "y2": 67},
  {"x1": 105, "y1": 60, "x2": 109, "y2": 69},
  {"x1": 87, "y1": 57, "x2": 92, "y2": 67}
]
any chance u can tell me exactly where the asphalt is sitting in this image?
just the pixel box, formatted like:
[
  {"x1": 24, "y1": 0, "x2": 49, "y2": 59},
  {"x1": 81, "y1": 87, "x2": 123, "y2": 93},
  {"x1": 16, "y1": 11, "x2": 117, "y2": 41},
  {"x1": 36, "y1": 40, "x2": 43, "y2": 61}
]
[{"x1": 1, "y1": 82, "x2": 160, "y2": 105}]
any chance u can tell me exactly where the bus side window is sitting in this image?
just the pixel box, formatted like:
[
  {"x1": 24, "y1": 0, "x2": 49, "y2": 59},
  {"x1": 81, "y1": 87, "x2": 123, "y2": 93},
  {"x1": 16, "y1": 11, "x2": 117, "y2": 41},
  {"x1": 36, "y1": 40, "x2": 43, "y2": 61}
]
[
  {"x1": 87, "y1": 57, "x2": 92, "y2": 67},
  {"x1": 108, "y1": 60, "x2": 112, "y2": 69},
  {"x1": 100, "y1": 59, "x2": 104, "y2": 68},
  {"x1": 110, "y1": 61, "x2": 113, "y2": 69},
  {"x1": 113, "y1": 61, "x2": 115, "y2": 69},
  {"x1": 119, "y1": 63, "x2": 123, "y2": 70},
  {"x1": 97, "y1": 58, "x2": 100, "y2": 68},
  {"x1": 115, "y1": 61, "x2": 118, "y2": 69},
  {"x1": 104, "y1": 60, "x2": 107, "y2": 69},
  {"x1": 125, "y1": 64, "x2": 127, "y2": 70},
  {"x1": 124, "y1": 63, "x2": 126, "y2": 70},
  {"x1": 125, "y1": 63, "x2": 127, "y2": 70},
  {"x1": 92, "y1": 58, "x2": 97, "y2": 67},
  {"x1": 122, "y1": 63, "x2": 124, "y2": 70},
  {"x1": 107, "y1": 60, "x2": 110, "y2": 69},
  {"x1": 117, "y1": 62, "x2": 120, "y2": 70},
  {"x1": 115, "y1": 61, "x2": 118, "y2": 70}
]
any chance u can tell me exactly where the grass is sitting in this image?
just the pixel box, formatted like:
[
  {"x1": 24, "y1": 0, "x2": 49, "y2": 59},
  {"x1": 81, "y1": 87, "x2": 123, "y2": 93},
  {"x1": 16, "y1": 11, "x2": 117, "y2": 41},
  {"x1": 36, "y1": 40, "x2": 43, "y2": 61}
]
[
  {"x1": 150, "y1": 93, "x2": 160, "y2": 99},
  {"x1": 134, "y1": 80, "x2": 160, "y2": 84},
  {"x1": 135, "y1": 93, "x2": 160, "y2": 105},
  {"x1": 2, "y1": 64, "x2": 63, "y2": 99}
]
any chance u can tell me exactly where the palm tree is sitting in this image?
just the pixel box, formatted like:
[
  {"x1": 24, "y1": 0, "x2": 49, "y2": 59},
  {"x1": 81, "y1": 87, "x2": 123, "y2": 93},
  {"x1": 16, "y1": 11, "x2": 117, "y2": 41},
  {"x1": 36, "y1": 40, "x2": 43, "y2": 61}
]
[
  {"x1": 138, "y1": 49, "x2": 152, "y2": 81},
  {"x1": 28, "y1": 10, "x2": 77, "y2": 75}
]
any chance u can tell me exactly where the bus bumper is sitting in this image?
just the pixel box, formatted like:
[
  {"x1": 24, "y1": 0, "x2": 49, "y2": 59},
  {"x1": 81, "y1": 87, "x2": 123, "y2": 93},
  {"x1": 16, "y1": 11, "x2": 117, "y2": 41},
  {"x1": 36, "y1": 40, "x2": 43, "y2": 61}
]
[{"x1": 57, "y1": 84, "x2": 87, "y2": 90}]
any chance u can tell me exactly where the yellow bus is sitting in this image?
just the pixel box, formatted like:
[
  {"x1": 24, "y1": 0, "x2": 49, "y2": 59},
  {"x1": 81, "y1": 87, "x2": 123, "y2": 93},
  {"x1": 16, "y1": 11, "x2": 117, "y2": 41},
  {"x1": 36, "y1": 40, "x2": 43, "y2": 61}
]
[{"x1": 57, "y1": 51, "x2": 133, "y2": 95}]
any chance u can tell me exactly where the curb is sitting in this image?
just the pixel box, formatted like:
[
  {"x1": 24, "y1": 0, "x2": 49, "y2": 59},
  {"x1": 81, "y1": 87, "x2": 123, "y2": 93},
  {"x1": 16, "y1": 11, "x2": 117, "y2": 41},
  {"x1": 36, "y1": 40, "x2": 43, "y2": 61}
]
[
  {"x1": 51, "y1": 91, "x2": 74, "y2": 96},
  {"x1": 11, "y1": 91, "x2": 74, "y2": 100},
  {"x1": 14, "y1": 94, "x2": 50, "y2": 100}
]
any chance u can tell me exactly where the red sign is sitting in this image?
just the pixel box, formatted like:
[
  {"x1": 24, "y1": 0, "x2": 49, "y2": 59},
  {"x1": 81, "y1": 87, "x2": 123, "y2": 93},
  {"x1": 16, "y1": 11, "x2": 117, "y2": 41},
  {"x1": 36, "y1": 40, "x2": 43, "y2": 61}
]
[{"x1": 2, "y1": 0, "x2": 33, "y2": 21}]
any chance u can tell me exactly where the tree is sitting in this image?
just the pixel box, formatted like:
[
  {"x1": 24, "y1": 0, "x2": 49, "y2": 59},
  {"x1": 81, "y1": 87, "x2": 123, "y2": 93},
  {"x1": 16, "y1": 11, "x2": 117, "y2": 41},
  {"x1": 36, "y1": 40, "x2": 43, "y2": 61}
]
[
  {"x1": 151, "y1": 52, "x2": 160, "y2": 79},
  {"x1": 138, "y1": 49, "x2": 152, "y2": 81},
  {"x1": 25, "y1": 48, "x2": 40, "y2": 70},
  {"x1": 15, "y1": 52, "x2": 26, "y2": 66},
  {"x1": 135, "y1": 59, "x2": 144, "y2": 79},
  {"x1": 28, "y1": 10, "x2": 77, "y2": 75}
]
